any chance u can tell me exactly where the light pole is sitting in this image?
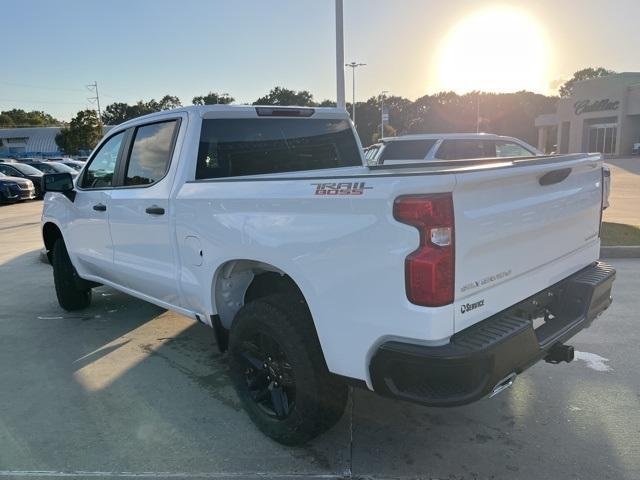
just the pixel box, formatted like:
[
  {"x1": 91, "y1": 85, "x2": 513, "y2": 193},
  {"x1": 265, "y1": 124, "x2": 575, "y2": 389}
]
[
  {"x1": 345, "y1": 62, "x2": 366, "y2": 125},
  {"x1": 380, "y1": 90, "x2": 388, "y2": 140},
  {"x1": 335, "y1": 0, "x2": 345, "y2": 109},
  {"x1": 476, "y1": 92, "x2": 481, "y2": 133}
]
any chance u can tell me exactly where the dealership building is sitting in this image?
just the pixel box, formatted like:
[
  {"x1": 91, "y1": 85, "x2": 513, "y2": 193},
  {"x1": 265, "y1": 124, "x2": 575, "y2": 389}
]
[
  {"x1": 0, "y1": 127, "x2": 62, "y2": 156},
  {"x1": 536, "y1": 72, "x2": 640, "y2": 155}
]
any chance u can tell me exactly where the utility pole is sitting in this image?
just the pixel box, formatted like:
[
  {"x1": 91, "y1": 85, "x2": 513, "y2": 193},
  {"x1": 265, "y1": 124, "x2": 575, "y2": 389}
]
[
  {"x1": 476, "y1": 92, "x2": 480, "y2": 134},
  {"x1": 345, "y1": 62, "x2": 366, "y2": 125},
  {"x1": 86, "y1": 81, "x2": 103, "y2": 128},
  {"x1": 380, "y1": 90, "x2": 388, "y2": 140},
  {"x1": 335, "y1": 0, "x2": 345, "y2": 109}
]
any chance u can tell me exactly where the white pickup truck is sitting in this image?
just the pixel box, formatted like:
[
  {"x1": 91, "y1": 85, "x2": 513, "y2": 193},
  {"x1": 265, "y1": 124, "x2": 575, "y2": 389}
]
[{"x1": 41, "y1": 105, "x2": 616, "y2": 445}]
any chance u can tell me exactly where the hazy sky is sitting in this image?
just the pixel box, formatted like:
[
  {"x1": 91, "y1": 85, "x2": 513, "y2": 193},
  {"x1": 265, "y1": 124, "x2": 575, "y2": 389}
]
[{"x1": 2, "y1": 0, "x2": 639, "y2": 120}]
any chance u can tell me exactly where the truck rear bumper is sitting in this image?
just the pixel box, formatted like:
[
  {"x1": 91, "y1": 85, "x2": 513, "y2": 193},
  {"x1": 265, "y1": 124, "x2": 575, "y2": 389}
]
[{"x1": 369, "y1": 261, "x2": 616, "y2": 407}]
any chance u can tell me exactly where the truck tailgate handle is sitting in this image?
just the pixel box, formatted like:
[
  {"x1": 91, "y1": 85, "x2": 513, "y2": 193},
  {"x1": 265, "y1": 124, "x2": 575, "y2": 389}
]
[
  {"x1": 145, "y1": 205, "x2": 165, "y2": 215},
  {"x1": 539, "y1": 168, "x2": 572, "y2": 186}
]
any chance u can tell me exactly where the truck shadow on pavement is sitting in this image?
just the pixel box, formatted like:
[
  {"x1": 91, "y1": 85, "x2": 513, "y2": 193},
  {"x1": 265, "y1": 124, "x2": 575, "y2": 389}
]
[{"x1": 0, "y1": 249, "x2": 635, "y2": 479}]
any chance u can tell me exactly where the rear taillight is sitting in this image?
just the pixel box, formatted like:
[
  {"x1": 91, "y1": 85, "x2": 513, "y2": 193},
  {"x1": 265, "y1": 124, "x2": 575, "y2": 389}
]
[{"x1": 393, "y1": 194, "x2": 455, "y2": 307}]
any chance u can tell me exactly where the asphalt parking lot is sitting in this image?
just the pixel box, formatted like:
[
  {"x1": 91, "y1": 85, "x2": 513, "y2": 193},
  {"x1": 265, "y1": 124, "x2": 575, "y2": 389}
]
[{"x1": 1, "y1": 201, "x2": 639, "y2": 480}]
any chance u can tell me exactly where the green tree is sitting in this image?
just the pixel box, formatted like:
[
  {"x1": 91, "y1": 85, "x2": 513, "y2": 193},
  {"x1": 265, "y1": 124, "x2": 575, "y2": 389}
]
[
  {"x1": 102, "y1": 95, "x2": 182, "y2": 125},
  {"x1": 101, "y1": 102, "x2": 130, "y2": 125},
  {"x1": 55, "y1": 109, "x2": 102, "y2": 155},
  {"x1": 192, "y1": 92, "x2": 234, "y2": 105},
  {"x1": 0, "y1": 109, "x2": 60, "y2": 127},
  {"x1": 253, "y1": 87, "x2": 315, "y2": 106},
  {"x1": 371, "y1": 124, "x2": 397, "y2": 144},
  {"x1": 157, "y1": 95, "x2": 182, "y2": 110},
  {"x1": 559, "y1": 67, "x2": 616, "y2": 97}
]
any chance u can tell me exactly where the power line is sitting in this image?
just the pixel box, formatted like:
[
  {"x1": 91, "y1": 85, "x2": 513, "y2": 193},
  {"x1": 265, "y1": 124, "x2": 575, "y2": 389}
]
[
  {"x1": 0, "y1": 81, "x2": 85, "y2": 92},
  {"x1": 0, "y1": 98, "x2": 88, "y2": 105}
]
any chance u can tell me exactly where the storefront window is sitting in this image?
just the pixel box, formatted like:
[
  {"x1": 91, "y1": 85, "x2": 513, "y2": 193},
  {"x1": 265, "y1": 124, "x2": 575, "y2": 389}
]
[{"x1": 588, "y1": 124, "x2": 617, "y2": 154}]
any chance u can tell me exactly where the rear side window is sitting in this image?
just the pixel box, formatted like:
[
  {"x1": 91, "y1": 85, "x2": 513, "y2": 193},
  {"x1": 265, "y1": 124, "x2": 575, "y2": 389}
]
[
  {"x1": 196, "y1": 118, "x2": 361, "y2": 179},
  {"x1": 495, "y1": 141, "x2": 533, "y2": 157},
  {"x1": 379, "y1": 140, "x2": 436, "y2": 162},
  {"x1": 125, "y1": 120, "x2": 178, "y2": 186},
  {"x1": 435, "y1": 140, "x2": 496, "y2": 160}
]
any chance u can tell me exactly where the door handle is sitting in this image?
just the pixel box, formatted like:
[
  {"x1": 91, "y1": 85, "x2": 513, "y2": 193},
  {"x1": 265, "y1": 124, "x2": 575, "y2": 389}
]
[
  {"x1": 93, "y1": 203, "x2": 107, "y2": 211},
  {"x1": 145, "y1": 205, "x2": 165, "y2": 215}
]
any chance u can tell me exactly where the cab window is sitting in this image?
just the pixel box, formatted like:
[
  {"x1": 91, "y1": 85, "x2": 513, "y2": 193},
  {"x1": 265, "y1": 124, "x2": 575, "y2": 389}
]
[
  {"x1": 124, "y1": 120, "x2": 178, "y2": 186},
  {"x1": 81, "y1": 131, "x2": 125, "y2": 189}
]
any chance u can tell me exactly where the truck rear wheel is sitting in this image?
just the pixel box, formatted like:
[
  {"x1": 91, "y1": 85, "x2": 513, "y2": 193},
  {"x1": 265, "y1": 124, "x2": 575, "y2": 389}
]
[
  {"x1": 229, "y1": 294, "x2": 347, "y2": 445},
  {"x1": 52, "y1": 239, "x2": 92, "y2": 311}
]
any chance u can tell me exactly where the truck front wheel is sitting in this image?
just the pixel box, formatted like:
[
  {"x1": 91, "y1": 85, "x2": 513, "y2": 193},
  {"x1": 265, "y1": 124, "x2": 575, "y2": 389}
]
[
  {"x1": 52, "y1": 239, "x2": 92, "y2": 311},
  {"x1": 229, "y1": 294, "x2": 347, "y2": 445}
]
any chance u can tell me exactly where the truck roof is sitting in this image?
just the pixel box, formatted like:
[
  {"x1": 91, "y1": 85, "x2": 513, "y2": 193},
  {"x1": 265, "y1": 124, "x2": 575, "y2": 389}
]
[{"x1": 115, "y1": 105, "x2": 350, "y2": 129}]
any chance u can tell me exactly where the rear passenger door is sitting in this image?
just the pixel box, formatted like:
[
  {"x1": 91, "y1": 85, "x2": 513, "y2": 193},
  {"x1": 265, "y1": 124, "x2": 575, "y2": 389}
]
[{"x1": 108, "y1": 118, "x2": 183, "y2": 306}]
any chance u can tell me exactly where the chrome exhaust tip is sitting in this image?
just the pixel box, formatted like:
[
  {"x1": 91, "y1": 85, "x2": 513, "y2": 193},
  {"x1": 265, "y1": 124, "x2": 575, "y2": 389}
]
[{"x1": 489, "y1": 372, "x2": 516, "y2": 398}]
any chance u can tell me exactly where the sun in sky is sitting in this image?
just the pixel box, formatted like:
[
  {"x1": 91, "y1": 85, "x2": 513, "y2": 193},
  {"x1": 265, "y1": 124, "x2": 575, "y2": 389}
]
[{"x1": 437, "y1": 7, "x2": 550, "y2": 94}]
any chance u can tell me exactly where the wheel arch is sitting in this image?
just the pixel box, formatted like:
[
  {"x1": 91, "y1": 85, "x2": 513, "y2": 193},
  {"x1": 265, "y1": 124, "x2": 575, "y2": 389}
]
[
  {"x1": 211, "y1": 259, "x2": 312, "y2": 330},
  {"x1": 42, "y1": 221, "x2": 64, "y2": 262}
]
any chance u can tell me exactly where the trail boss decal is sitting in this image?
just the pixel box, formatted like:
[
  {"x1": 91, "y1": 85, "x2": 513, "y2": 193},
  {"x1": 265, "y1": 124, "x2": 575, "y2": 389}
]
[
  {"x1": 460, "y1": 299, "x2": 485, "y2": 314},
  {"x1": 312, "y1": 182, "x2": 372, "y2": 196}
]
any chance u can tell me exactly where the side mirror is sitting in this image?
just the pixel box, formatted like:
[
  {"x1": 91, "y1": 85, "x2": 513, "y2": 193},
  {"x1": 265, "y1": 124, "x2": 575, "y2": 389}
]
[{"x1": 43, "y1": 173, "x2": 75, "y2": 200}]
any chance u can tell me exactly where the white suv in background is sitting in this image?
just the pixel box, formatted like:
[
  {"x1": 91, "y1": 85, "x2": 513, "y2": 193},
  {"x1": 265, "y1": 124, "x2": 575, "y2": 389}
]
[
  {"x1": 364, "y1": 133, "x2": 541, "y2": 165},
  {"x1": 365, "y1": 133, "x2": 610, "y2": 208}
]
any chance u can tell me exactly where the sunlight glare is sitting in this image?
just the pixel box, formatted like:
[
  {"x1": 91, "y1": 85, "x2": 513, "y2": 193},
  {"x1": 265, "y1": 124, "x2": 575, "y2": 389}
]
[{"x1": 437, "y1": 7, "x2": 549, "y2": 93}]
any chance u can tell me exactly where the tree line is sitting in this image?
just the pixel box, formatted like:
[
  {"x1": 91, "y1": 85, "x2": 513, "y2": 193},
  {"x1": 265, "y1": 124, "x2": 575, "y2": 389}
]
[{"x1": 0, "y1": 68, "x2": 614, "y2": 154}]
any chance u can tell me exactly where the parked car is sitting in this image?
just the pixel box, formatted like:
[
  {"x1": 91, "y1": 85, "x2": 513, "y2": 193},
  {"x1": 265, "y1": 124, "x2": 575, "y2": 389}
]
[
  {"x1": 0, "y1": 172, "x2": 36, "y2": 200},
  {"x1": 0, "y1": 161, "x2": 45, "y2": 198},
  {"x1": 366, "y1": 133, "x2": 611, "y2": 209},
  {"x1": 41, "y1": 105, "x2": 615, "y2": 445},
  {"x1": 0, "y1": 174, "x2": 22, "y2": 204},
  {"x1": 46, "y1": 158, "x2": 85, "y2": 172},
  {"x1": 29, "y1": 161, "x2": 79, "y2": 177},
  {"x1": 365, "y1": 133, "x2": 541, "y2": 166}
]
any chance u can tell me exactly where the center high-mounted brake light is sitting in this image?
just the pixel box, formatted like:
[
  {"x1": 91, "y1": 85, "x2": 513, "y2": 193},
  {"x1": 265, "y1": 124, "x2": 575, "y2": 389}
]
[
  {"x1": 255, "y1": 107, "x2": 315, "y2": 117},
  {"x1": 393, "y1": 193, "x2": 455, "y2": 307}
]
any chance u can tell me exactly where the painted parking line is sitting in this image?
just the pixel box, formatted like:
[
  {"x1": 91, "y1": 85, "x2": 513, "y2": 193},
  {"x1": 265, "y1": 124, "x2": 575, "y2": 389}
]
[{"x1": 0, "y1": 472, "x2": 342, "y2": 479}]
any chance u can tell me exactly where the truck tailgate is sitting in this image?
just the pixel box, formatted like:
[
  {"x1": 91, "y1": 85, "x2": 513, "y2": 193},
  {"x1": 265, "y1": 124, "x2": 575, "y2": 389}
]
[{"x1": 453, "y1": 154, "x2": 603, "y2": 332}]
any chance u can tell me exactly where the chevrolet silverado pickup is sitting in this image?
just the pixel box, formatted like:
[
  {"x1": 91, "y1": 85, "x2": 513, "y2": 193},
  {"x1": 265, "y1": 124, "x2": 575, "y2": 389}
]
[{"x1": 41, "y1": 105, "x2": 615, "y2": 445}]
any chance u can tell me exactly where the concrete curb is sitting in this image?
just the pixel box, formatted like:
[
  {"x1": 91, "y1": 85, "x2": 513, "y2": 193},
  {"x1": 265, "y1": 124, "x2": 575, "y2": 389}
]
[{"x1": 601, "y1": 246, "x2": 640, "y2": 259}]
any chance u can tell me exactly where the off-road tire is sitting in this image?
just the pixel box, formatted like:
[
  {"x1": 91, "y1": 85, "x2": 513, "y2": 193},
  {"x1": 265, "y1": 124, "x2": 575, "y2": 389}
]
[
  {"x1": 229, "y1": 293, "x2": 347, "y2": 445},
  {"x1": 52, "y1": 239, "x2": 92, "y2": 311}
]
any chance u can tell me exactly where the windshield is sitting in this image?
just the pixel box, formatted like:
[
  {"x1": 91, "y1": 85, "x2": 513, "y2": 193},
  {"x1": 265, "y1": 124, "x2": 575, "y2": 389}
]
[
  {"x1": 49, "y1": 162, "x2": 78, "y2": 173},
  {"x1": 10, "y1": 162, "x2": 43, "y2": 176},
  {"x1": 33, "y1": 162, "x2": 77, "y2": 174}
]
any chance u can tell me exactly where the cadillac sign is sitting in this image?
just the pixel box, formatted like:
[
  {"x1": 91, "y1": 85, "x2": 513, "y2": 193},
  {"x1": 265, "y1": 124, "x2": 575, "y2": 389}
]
[{"x1": 574, "y1": 99, "x2": 620, "y2": 115}]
